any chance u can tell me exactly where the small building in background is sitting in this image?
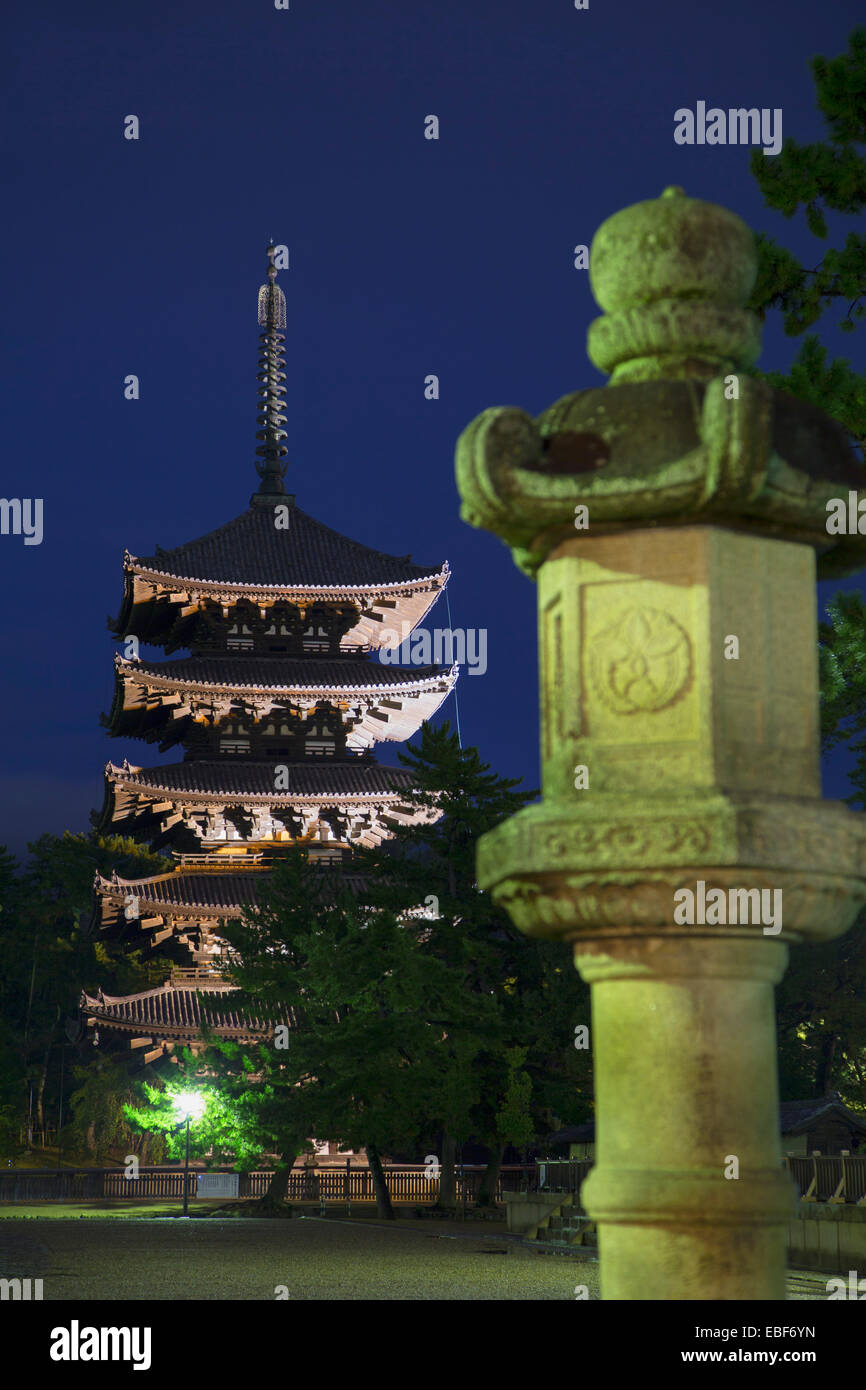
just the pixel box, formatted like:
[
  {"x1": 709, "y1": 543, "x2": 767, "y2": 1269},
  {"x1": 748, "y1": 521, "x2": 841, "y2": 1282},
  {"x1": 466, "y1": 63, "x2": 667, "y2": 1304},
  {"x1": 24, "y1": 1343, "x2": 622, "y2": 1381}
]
[
  {"x1": 544, "y1": 1092, "x2": 866, "y2": 1161},
  {"x1": 779, "y1": 1094, "x2": 866, "y2": 1156}
]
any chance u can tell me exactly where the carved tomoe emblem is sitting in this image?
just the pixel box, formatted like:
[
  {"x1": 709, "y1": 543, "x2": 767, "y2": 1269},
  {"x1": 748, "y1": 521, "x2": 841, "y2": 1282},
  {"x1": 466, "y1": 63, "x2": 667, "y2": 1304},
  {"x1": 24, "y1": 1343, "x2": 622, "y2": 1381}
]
[{"x1": 589, "y1": 606, "x2": 691, "y2": 713}]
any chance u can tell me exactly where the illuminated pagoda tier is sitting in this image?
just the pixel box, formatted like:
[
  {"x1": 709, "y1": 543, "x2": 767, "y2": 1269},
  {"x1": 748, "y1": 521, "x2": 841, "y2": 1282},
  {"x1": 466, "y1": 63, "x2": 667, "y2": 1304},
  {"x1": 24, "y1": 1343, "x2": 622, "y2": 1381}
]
[{"x1": 83, "y1": 244, "x2": 455, "y2": 1060}]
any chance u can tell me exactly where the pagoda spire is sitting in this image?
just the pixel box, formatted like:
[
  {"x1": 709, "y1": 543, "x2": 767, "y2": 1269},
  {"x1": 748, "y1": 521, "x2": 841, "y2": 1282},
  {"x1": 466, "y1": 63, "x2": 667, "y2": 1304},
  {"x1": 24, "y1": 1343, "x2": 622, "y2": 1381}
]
[{"x1": 252, "y1": 241, "x2": 290, "y2": 504}]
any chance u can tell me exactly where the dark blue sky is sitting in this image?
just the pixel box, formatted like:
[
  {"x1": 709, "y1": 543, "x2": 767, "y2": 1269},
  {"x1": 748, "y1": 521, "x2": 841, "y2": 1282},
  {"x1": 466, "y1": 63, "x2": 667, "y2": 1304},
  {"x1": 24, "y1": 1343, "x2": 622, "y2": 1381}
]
[{"x1": 1, "y1": 0, "x2": 862, "y2": 860}]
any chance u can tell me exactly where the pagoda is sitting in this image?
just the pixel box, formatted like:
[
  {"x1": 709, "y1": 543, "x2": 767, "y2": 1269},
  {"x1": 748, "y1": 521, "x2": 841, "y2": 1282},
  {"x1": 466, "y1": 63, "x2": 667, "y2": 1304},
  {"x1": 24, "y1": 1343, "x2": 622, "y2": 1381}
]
[{"x1": 81, "y1": 245, "x2": 456, "y2": 1065}]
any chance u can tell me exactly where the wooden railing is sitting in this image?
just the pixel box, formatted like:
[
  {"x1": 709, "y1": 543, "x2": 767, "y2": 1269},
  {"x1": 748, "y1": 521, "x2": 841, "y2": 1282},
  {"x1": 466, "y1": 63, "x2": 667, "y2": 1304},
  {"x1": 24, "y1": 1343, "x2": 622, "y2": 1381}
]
[
  {"x1": 532, "y1": 1158, "x2": 593, "y2": 1196},
  {"x1": 784, "y1": 1154, "x2": 866, "y2": 1204},
  {"x1": 0, "y1": 1164, "x2": 534, "y2": 1205},
  {"x1": 529, "y1": 1156, "x2": 866, "y2": 1206},
  {"x1": 168, "y1": 967, "x2": 233, "y2": 984},
  {"x1": 7, "y1": 1157, "x2": 861, "y2": 1206}
]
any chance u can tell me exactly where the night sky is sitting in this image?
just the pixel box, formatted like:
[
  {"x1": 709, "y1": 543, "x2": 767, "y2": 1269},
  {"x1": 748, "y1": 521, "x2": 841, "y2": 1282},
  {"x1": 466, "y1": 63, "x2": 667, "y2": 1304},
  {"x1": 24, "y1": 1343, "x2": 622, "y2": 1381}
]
[{"x1": 1, "y1": 0, "x2": 862, "y2": 860}]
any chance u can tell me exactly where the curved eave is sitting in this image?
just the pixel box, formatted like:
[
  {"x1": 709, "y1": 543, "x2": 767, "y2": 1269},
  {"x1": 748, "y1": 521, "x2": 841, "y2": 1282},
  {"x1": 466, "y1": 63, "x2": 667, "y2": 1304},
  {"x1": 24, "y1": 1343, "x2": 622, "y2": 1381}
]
[
  {"x1": 94, "y1": 903, "x2": 242, "y2": 933},
  {"x1": 97, "y1": 763, "x2": 433, "y2": 849},
  {"x1": 103, "y1": 769, "x2": 422, "y2": 812},
  {"x1": 92, "y1": 773, "x2": 116, "y2": 836},
  {"x1": 94, "y1": 867, "x2": 267, "y2": 911},
  {"x1": 103, "y1": 658, "x2": 192, "y2": 748},
  {"x1": 117, "y1": 654, "x2": 456, "y2": 699},
  {"x1": 111, "y1": 556, "x2": 450, "y2": 649},
  {"x1": 80, "y1": 983, "x2": 281, "y2": 1040},
  {"x1": 108, "y1": 657, "x2": 458, "y2": 747},
  {"x1": 92, "y1": 870, "x2": 250, "y2": 933},
  {"x1": 91, "y1": 865, "x2": 370, "y2": 938}
]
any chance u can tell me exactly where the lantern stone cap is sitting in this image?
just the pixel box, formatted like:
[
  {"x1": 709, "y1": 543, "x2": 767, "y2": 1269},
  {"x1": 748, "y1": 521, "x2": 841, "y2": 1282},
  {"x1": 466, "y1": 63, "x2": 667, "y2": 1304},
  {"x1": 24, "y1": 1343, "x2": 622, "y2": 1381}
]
[
  {"x1": 455, "y1": 185, "x2": 866, "y2": 579},
  {"x1": 588, "y1": 186, "x2": 761, "y2": 382}
]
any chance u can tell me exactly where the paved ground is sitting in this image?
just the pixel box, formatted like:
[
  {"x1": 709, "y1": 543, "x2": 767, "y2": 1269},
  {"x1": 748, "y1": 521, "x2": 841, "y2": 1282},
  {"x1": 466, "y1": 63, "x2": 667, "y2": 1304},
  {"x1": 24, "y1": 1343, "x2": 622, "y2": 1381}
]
[
  {"x1": 0, "y1": 1215, "x2": 600, "y2": 1300},
  {"x1": 0, "y1": 1211, "x2": 839, "y2": 1301}
]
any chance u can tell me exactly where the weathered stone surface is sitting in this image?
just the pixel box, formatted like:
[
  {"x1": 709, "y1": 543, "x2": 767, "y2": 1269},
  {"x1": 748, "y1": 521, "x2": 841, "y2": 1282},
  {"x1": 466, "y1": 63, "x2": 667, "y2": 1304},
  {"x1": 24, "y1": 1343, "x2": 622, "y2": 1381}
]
[
  {"x1": 588, "y1": 186, "x2": 761, "y2": 382},
  {"x1": 455, "y1": 184, "x2": 866, "y2": 1300},
  {"x1": 480, "y1": 790, "x2": 866, "y2": 882},
  {"x1": 537, "y1": 528, "x2": 822, "y2": 800},
  {"x1": 578, "y1": 935, "x2": 793, "y2": 1300}
]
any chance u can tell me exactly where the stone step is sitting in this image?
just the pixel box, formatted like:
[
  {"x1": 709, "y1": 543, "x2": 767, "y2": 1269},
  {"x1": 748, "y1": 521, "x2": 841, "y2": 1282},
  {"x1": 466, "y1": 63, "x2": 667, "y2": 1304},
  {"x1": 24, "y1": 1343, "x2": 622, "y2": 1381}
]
[{"x1": 537, "y1": 1215, "x2": 592, "y2": 1246}]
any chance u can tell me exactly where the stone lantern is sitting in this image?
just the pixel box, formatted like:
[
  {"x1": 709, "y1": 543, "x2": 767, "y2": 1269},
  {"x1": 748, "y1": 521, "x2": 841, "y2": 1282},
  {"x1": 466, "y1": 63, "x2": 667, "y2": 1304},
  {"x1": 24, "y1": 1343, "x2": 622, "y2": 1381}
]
[{"x1": 455, "y1": 186, "x2": 866, "y2": 1300}]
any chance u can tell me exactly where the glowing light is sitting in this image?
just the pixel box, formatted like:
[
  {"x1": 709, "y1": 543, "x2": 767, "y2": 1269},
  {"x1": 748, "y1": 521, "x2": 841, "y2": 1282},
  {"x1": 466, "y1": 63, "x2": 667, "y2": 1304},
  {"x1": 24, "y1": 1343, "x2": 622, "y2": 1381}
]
[{"x1": 175, "y1": 1091, "x2": 206, "y2": 1122}]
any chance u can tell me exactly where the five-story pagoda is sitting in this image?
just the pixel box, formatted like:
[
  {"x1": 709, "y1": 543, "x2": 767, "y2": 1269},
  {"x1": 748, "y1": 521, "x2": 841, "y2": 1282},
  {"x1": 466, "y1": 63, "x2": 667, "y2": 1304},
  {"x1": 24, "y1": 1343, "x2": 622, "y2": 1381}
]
[{"x1": 82, "y1": 245, "x2": 456, "y2": 1064}]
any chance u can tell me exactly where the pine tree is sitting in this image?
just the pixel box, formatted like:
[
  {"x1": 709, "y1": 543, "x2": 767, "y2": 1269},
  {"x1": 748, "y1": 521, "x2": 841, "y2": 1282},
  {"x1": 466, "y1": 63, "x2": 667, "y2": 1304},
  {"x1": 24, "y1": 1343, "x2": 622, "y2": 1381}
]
[
  {"x1": 819, "y1": 590, "x2": 866, "y2": 806},
  {"x1": 202, "y1": 729, "x2": 592, "y2": 1216},
  {"x1": 748, "y1": 31, "x2": 866, "y2": 1110},
  {"x1": 0, "y1": 831, "x2": 171, "y2": 1158},
  {"x1": 354, "y1": 723, "x2": 593, "y2": 1206},
  {"x1": 214, "y1": 846, "x2": 477, "y2": 1217},
  {"x1": 748, "y1": 26, "x2": 866, "y2": 457}
]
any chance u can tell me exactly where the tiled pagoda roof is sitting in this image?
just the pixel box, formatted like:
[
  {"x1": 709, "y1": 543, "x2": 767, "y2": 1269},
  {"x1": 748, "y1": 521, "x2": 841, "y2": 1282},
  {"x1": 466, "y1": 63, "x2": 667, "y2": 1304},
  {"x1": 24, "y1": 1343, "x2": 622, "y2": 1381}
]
[
  {"x1": 119, "y1": 655, "x2": 451, "y2": 691},
  {"x1": 105, "y1": 655, "x2": 459, "y2": 751},
  {"x1": 80, "y1": 980, "x2": 287, "y2": 1039},
  {"x1": 96, "y1": 869, "x2": 263, "y2": 913},
  {"x1": 112, "y1": 510, "x2": 449, "y2": 650},
  {"x1": 130, "y1": 504, "x2": 442, "y2": 589},
  {"x1": 97, "y1": 759, "x2": 428, "y2": 846},
  {"x1": 107, "y1": 759, "x2": 416, "y2": 798},
  {"x1": 93, "y1": 866, "x2": 369, "y2": 916}
]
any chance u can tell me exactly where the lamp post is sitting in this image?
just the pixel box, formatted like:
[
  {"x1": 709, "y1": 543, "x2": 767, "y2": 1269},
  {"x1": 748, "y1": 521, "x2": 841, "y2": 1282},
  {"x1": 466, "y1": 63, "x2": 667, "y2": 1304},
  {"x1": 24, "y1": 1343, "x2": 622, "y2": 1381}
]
[{"x1": 175, "y1": 1093, "x2": 206, "y2": 1218}]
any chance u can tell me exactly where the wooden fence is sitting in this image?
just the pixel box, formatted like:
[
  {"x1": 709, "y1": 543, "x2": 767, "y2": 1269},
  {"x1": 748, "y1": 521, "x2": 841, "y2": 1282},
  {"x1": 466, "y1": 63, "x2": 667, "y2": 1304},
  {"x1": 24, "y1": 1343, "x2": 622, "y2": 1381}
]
[
  {"x1": 784, "y1": 1154, "x2": 866, "y2": 1204},
  {"x1": 0, "y1": 1164, "x2": 533, "y2": 1205},
  {"x1": 532, "y1": 1158, "x2": 594, "y2": 1195},
  {"x1": 5, "y1": 1155, "x2": 862, "y2": 1206},
  {"x1": 530, "y1": 1156, "x2": 866, "y2": 1206}
]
